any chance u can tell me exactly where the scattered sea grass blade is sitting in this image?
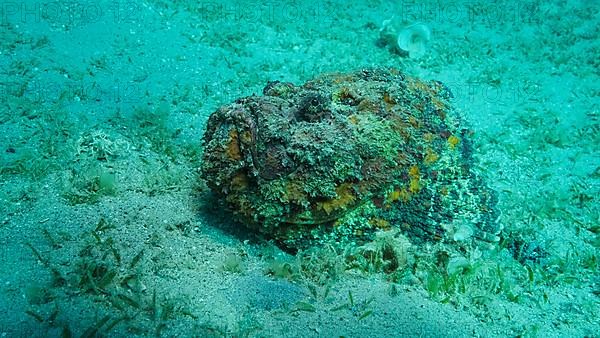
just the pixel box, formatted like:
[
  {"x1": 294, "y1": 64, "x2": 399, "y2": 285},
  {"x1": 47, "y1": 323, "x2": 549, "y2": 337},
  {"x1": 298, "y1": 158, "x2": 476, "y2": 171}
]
[
  {"x1": 129, "y1": 249, "x2": 144, "y2": 269},
  {"x1": 94, "y1": 218, "x2": 114, "y2": 232},
  {"x1": 25, "y1": 242, "x2": 48, "y2": 266},
  {"x1": 84, "y1": 270, "x2": 100, "y2": 293},
  {"x1": 115, "y1": 293, "x2": 141, "y2": 309},
  {"x1": 155, "y1": 322, "x2": 167, "y2": 337},
  {"x1": 60, "y1": 325, "x2": 73, "y2": 338},
  {"x1": 25, "y1": 309, "x2": 44, "y2": 322},
  {"x1": 42, "y1": 228, "x2": 62, "y2": 249},
  {"x1": 104, "y1": 316, "x2": 128, "y2": 332},
  {"x1": 330, "y1": 303, "x2": 350, "y2": 312},
  {"x1": 292, "y1": 301, "x2": 316, "y2": 313},
  {"x1": 96, "y1": 269, "x2": 118, "y2": 289},
  {"x1": 80, "y1": 314, "x2": 111, "y2": 338},
  {"x1": 109, "y1": 245, "x2": 121, "y2": 265},
  {"x1": 47, "y1": 306, "x2": 60, "y2": 324},
  {"x1": 151, "y1": 289, "x2": 158, "y2": 321},
  {"x1": 358, "y1": 310, "x2": 373, "y2": 321}
]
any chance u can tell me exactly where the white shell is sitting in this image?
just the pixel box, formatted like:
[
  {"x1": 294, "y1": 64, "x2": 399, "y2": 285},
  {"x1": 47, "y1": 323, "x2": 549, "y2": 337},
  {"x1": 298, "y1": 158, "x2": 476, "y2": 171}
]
[{"x1": 397, "y1": 23, "x2": 431, "y2": 59}]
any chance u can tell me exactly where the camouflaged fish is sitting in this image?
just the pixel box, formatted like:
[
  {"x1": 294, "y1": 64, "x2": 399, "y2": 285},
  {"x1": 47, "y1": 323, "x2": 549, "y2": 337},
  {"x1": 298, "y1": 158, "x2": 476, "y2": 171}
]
[{"x1": 201, "y1": 68, "x2": 500, "y2": 250}]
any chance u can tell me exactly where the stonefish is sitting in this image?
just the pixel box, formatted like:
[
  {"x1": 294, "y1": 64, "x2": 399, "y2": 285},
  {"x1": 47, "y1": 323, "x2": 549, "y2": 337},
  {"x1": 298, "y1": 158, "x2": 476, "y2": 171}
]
[{"x1": 201, "y1": 68, "x2": 500, "y2": 250}]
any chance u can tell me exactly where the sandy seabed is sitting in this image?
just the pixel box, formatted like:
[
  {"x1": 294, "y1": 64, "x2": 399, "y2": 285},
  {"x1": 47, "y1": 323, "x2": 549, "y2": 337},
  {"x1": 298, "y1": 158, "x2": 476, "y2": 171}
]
[{"x1": 0, "y1": 0, "x2": 598, "y2": 337}]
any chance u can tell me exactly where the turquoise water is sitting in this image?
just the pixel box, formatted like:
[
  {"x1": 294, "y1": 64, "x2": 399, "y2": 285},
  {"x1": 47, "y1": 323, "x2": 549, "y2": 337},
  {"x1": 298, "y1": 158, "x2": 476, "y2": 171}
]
[{"x1": 0, "y1": 0, "x2": 598, "y2": 336}]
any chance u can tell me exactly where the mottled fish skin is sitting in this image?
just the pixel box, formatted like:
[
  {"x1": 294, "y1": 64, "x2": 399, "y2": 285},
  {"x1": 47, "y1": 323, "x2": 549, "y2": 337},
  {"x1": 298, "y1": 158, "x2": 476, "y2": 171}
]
[{"x1": 201, "y1": 68, "x2": 500, "y2": 250}]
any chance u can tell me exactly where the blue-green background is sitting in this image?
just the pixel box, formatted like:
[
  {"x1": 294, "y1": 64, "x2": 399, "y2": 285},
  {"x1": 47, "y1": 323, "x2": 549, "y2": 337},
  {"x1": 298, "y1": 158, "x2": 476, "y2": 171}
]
[{"x1": 0, "y1": 0, "x2": 598, "y2": 336}]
